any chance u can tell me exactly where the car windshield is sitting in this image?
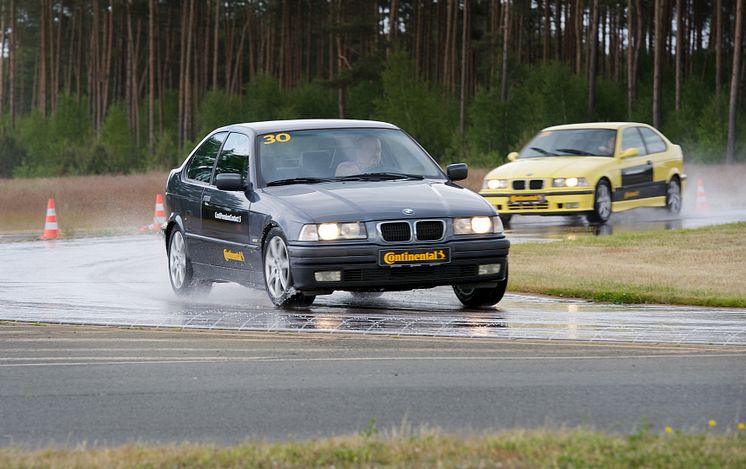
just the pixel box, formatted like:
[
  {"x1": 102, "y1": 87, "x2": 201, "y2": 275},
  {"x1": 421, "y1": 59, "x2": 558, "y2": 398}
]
[
  {"x1": 519, "y1": 129, "x2": 617, "y2": 158},
  {"x1": 257, "y1": 128, "x2": 446, "y2": 186}
]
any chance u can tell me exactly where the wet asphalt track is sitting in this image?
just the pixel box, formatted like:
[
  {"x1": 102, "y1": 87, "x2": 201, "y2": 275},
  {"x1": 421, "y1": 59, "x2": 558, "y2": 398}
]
[
  {"x1": 0, "y1": 232, "x2": 745, "y2": 345},
  {"x1": 0, "y1": 210, "x2": 745, "y2": 446}
]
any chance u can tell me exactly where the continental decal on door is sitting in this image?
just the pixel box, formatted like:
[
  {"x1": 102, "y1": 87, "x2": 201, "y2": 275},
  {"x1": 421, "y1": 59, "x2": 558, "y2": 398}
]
[
  {"x1": 624, "y1": 190, "x2": 640, "y2": 199},
  {"x1": 223, "y1": 249, "x2": 245, "y2": 262},
  {"x1": 215, "y1": 212, "x2": 242, "y2": 223},
  {"x1": 379, "y1": 248, "x2": 450, "y2": 266}
]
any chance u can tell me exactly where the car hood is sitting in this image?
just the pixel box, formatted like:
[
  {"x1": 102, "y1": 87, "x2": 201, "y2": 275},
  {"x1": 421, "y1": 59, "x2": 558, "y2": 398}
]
[
  {"x1": 485, "y1": 156, "x2": 610, "y2": 179},
  {"x1": 262, "y1": 179, "x2": 495, "y2": 222}
]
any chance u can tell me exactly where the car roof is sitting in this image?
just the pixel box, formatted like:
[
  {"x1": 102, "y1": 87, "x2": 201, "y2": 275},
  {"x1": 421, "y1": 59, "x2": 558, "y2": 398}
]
[
  {"x1": 543, "y1": 122, "x2": 652, "y2": 131},
  {"x1": 219, "y1": 119, "x2": 400, "y2": 134}
]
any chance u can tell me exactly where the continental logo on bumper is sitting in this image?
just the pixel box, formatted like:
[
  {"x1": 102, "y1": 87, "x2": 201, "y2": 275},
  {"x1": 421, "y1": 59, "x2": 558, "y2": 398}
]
[
  {"x1": 380, "y1": 248, "x2": 450, "y2": 266},
  {"x1": 223, "y1": 249, "x2": 245, "y2": 262}
]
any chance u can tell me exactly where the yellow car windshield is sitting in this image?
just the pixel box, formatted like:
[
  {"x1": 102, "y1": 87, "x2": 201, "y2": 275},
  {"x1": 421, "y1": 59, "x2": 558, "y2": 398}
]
[{"x1": 520, "y1": 129, "x2": 617, "y2": 158}]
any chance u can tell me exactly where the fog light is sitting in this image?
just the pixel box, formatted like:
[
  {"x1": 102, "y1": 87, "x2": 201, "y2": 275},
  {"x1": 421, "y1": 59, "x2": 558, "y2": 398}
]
[
  {"x1": 478, "y1": 264, "x2": 501, "y2": 275},
  {"x1": 566, "y1": 202, "x2": 579, "y2": 209},
  {"x1": 314, "y1": 271, "x2": 341, "y2": 282}
]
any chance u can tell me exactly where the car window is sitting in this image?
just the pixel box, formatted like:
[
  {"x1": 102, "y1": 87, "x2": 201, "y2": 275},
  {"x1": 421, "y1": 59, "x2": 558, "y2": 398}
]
[
  {"x1": 639, "y1": 127, "x2": 667, "y2": 153},
  {"x1": 620, "y1": 128, "x2": 646, "y2": 156},
  {"x1": 519, "y1": 129, "x2": 616, "y2": 157},
  {"x1": 214, "y1": 132, "x2": 250, "y2": 183},
  {"x1": 187, "y1": 132, "x2": 228, "y2": 182}
]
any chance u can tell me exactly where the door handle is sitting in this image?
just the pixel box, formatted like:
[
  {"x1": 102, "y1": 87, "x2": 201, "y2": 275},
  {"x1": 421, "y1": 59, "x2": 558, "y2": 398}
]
[
  {"x1": 202, "y1": 195, "x2": 211, "y2": 203},
  {"x1": 646, "y1": 160, "x2": 652, "y2": 165}
]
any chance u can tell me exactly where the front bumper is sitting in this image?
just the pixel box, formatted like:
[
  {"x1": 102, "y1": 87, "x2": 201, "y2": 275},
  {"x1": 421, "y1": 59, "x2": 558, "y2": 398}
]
[
  {"x1": 479, "y1": 190, "x2": 595, "y2": 215},
  {"x1": 288, "y1": 237, "x2": 510, "y2": 291}
]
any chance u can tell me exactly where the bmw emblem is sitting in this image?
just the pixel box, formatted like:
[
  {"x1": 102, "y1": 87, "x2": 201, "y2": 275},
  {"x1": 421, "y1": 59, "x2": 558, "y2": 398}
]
[{"x1": 402, "y1": 208, "x2": 415, "y2": 215}]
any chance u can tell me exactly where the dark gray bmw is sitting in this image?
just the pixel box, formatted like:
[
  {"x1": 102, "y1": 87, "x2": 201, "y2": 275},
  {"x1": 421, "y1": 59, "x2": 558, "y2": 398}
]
[{"x1": 164, "y1": 119, "x2": 510, "y2": 308}]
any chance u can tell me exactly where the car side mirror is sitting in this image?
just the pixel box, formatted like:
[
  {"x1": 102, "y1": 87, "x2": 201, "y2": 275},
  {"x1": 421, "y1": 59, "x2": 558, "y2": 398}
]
[
  {"x1": 446, "y1": 163, "x2": 468, "y2": 181},
  {"x1": 214, "y1": 173, "x2": 245, "y2": 191},
  {"x1": 619, "y1": 148, "x2": 638, "y2": 158},
  {"x1": 507, "y1": 152, "x2": 519, "y2": 162}
]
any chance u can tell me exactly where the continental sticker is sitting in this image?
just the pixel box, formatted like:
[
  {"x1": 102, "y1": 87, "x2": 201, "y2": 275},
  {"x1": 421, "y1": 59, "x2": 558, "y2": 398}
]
[
  {"x1": 624, "y1": 190, "x2": 640, "y2": 199},
  {"x1": 223, "y1": 249, "x2": 245, "y2": 262},
  {"x1": 379, "y1": 248, "x2": 450, "y2": 266}
]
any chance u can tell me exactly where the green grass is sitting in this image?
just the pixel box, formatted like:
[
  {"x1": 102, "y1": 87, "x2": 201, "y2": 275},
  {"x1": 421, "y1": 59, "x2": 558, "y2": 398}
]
[
  {"x1": 509, "y1": 222, "x2": 746, "y2": 307},
  {"x1": 1, "y1": 430, "x2": 745, "y2": 468}
]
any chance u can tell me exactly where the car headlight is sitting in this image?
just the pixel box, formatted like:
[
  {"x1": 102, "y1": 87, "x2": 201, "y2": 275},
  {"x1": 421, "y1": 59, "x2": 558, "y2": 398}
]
[
  {"x1": 482, "y1": 179, "x2": 508, "y2": 190},
  {"x1": 453, "y1": 216, "x2": 503, "y2": 235},
  {"x1": 552, "y1": 177, "x2": 588, "y2": 188},
  {"x1": 299, "y1": 222, "x2": 367, "y2": 241}
]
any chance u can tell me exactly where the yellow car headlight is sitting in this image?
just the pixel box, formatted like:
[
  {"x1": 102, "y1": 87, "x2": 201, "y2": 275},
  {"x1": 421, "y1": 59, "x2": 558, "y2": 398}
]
[
  {"x1": 482, "y1": 179, "x2": 508, "y2": 190},
  {"x1": 552, "y1": 177, "x2": 588, "y2": 188},
  {"x1": 299, "y1": 222, "x2": 367, "y2": 241}
]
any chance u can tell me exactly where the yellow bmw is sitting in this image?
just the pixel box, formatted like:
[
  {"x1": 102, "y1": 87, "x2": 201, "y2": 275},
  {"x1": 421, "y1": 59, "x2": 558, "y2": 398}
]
[{"x1": 480, "y1": 122, "x2": 685, "y2": 224}]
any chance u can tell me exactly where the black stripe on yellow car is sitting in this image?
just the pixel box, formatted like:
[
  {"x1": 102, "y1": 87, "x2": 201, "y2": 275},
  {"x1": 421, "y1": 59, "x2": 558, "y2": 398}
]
[{"x1": 612, "y1": 182, "x2": 667, "y2": 202}]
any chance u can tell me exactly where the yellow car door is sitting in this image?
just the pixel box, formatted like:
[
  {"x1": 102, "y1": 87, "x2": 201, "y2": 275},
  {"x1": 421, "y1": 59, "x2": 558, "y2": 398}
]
[
  {"x1": 615, "y1": 127, "x2": 659, "y2": 210},
  {"x1": 638, "y1": 126, "x2": 671, "y2": 189}
]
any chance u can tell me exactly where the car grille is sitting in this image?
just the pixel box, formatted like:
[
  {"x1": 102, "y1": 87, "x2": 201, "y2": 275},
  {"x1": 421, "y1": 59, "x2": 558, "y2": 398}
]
[
  {"x1": 415, "y1": 220, "x2": 444, "y2": 241},
  {"x1": 380, "y1": 222, "x2": 411, "y2": 242},
  {"x1": 512, "y1": 179, "x2": 544, "y2": 190},
  {"x1": 342, "y1": 265, "x2": 479, "y2": 283}
]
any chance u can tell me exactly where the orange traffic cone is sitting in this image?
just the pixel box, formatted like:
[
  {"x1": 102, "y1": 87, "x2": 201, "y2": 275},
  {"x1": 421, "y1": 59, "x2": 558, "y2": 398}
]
[
  {"x1": 39, "y1": 198, "x2": 60, "y2": 240},
  {"x1": 141, "y1": 194, "x2": 167, "y2": 232},
  {"x1": 695, "y1": 178, "x2": 709, "y2": 211}
]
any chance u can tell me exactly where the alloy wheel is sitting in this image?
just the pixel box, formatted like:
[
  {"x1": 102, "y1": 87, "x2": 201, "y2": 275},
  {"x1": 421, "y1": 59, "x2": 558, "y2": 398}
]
[
  {"x1": 169, "y1": 231, "x2": 187, "y2": 289},
  {"x1": 596, "y1": 183, "x2": 612, "y2": 220},
  {"x1": 667, "y1": 179, "x2": 682, "y2": 213},
  {"x1": 264, "y1": 236, "x2": 290, "y2": 299}
]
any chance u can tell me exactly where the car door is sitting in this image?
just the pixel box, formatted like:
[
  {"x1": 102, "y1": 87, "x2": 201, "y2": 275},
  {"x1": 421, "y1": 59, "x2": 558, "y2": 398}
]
[
  {"x1": 638, "y1": 127, "x2": 670, "y2": 195},
  {"x1": 616, "y1": 127, "x2": 654, "y2": 202},
  {"x1": 181, "y1": 131, "x2": 228, "y2": 265},
  {"x1": 201, "y1": 132, "x2": 254, "y2": 271}
]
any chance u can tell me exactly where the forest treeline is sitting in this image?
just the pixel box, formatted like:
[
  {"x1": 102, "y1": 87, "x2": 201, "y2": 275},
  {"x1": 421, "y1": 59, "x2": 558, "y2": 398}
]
[{"x1": 0, "y1": 0, "x2": 743, "y2": 178}]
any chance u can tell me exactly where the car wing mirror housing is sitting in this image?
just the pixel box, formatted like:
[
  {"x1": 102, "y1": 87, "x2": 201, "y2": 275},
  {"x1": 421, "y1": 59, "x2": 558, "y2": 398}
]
[
  {"x1": 619, "y1": 148, "x2": 638, "y2": 158},
  {"x1": 507, "y1": 152, "x2": 519, "y2": 162},
  {"x1": 446, "y1": 163, "x2": 468, "y2": 181},
  {"x1": 215, "y1": 173, "x2": 245, "y2": 191}
]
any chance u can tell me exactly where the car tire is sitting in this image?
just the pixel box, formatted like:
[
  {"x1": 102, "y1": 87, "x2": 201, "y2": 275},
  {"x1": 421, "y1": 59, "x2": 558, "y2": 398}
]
[
  {"x1": 587, "y1": 179, "x2": 612, "y2": 224},
  {"x1": 168, "y1": 227, "x2": 212, "y2": 296},
  {"x1": 498, "y1": 214, "x2": 512, "y2": 226},
  {"x1": 453, "y1": 264, "x2": 508, "y2": 307},
  {"x1": 666, "y1": 177, "x2": 682, "y2": 214},
  {"x1": 263, "y1": 227, "x2": 315, "y2": 308}
]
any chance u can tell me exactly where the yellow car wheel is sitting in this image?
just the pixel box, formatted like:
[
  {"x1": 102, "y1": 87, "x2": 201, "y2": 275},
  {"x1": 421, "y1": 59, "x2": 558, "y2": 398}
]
[
  {"x1": 666, "y1": 177, "x2": 682, "y2": 214},
  {"x1": 588, "y1": 180, "x2": 612, "y2": 224}
]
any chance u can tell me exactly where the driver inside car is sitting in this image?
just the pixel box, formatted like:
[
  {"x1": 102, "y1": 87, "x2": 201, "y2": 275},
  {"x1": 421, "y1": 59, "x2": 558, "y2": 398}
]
[{"x1": 335, "y1": 136, "x2": 383, "y2": 176}]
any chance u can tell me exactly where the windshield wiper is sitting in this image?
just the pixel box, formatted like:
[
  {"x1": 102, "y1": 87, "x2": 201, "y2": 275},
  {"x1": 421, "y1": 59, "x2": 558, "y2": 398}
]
[
  {"x1": 266, "y1": 177, "x2": 333, "y2": 186},
  {"x1": 334, "y1": 172, "x2": 425, "y2": 181},
  {"x1": 529, "y1": 146, "x2": 553, "y2": 156},
  {"x1": 555, "y1": 148, "x2": 594, "y2": 156}
]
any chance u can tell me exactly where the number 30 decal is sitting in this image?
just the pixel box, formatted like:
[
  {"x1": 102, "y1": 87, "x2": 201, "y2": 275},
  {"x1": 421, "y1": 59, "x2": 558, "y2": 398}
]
[{"x1": 263, "y1": 133, "x2": 291, "y2": 145}]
